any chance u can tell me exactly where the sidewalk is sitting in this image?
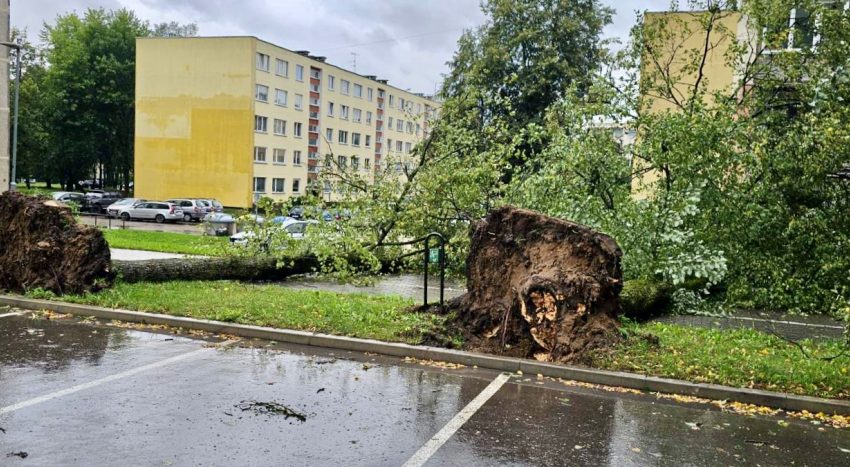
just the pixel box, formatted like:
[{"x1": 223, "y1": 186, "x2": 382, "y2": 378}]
[
  {"x1": 278, "y1": 274, "x2": 467, "y2": 302},
  {"x1": 110, "y1": 248, "x2": 203, "y2": 261}
]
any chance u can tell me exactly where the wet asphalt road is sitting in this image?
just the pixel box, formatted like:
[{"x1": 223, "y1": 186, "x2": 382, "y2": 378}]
[{"x1": 1, "y1": 311, "x2": 849, "y2": 466}]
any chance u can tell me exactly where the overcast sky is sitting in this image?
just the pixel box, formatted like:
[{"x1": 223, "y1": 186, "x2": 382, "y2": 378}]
[{"x1": 12, "y1": 0, "x2": 672, "y2": 93}]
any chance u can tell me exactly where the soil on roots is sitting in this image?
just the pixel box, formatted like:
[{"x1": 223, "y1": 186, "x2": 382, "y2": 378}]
[
  {"x1": 450, "y1": 206, "x2": 624, "y2": 364},
  {"x1": 0, "y1": 192, "x2": 113, "y2": 295}
]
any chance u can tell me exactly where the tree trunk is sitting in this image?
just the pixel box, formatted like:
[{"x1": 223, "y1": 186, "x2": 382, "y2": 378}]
[
  {"x1": 113, "y1": 256, "x2": 319, "y2": 283},
  {"x1": 451, "y1": 206, "x2": 623, "y2": 364}
]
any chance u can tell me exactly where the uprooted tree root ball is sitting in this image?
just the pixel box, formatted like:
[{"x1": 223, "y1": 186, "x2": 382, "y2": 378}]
[
  {"x1": 448, "y1": 206, "x2": 624, "y2": 364},
  {"x1": 0, "y1": 191, "x2": 113, "y2": 294}
]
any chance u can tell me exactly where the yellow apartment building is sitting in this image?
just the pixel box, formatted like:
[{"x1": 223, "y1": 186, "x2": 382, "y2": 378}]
[
  {"x1": 135, "y1": 36, "x2": 437, "y2": 208},
  {"x1": 634, "y1": 3, "x2": 847, "y2": 195}
]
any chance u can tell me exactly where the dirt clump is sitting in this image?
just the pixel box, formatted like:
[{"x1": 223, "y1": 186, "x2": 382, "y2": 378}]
[
  {"x1": 0, "y1": 191, "x2": 113, "y2": 294},
  {"x1": 451, "y1": 206, "x2": 623, "y2": 364}
]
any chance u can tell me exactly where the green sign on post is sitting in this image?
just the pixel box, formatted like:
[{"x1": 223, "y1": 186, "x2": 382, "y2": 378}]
[{"x1": 429, "y1": 248, "x2": 440, "y2": 264}]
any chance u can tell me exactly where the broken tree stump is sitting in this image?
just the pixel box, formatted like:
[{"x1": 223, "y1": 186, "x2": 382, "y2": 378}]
[
  {"x1": 0, "y1": 191, "x2": 113, "y2": 294},
  {"x1": 453, "y1": 206, "x2": 623, "y2": 364}
]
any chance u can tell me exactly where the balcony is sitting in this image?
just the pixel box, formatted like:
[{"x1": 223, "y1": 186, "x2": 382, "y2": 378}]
[{"x1": 309, "y1": 111, "x2": 319, "y2": 119}]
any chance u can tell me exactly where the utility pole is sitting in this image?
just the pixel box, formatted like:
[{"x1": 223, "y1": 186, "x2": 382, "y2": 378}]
[{"x1": 0, "y1": 0, "x2": 10, "y2": 193}]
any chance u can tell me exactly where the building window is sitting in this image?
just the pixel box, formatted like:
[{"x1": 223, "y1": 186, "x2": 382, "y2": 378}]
[
  {"x1": 276, "y1": 59, "x2": 288, "y2": 77},
  {"x1": 272, "y1": 178, "x2": 285, "y2": 193},
  {"x1": 328, "y1": 75, "x2": 335, "y2": 90},
  {"x1": 353, "y1": 84, "x2": 363, "y2": 98},
  {"x1": 254, "y1": 146, "x2": 267, "y2": 163},
  {"x1": 352, "y1": 133, "x2": 361, "y2": 146},
  {"x1": 399, "y1": 97, "x2": 405, "y2": 110},
  {"x1": 294, "y1": 94, "x2": 303, "y2": 110},
  {"x1": 397, "y1": 119, "x2": 403, "y2": 132},
  {"x1": 325, "y1": 128, "x2": 333, "y2": 142},
  {"x1": 340, "y1": 105, "x2": 349, "y2": 120},
  {"x1": 366, "y1": 111, "x2": 372, "y2": 124},
  {"x1": 295, "y1": 64, "x2": 304, "y2": 81},
  {"x1": 387, "y1": 138, "x2": 393, "y2": 152},
  {"x1": 406, "y1": 122, "x2": 414, "y2": 134},
  {"x1": 405, "y1": 142, "x2": 412, "y2": 154},
  {"x1": 273, "y1": 119, "x2": 286, "y2": 136},
  {"x1": 255, "y1": 84, "x2": 269, "y2": 102},
  {"x1": 367, "y1": 88, "x2": 373, "y2": 101},
  {"x1": 293, "y1": 150, "x2": 302, "y2": 165},
  {"x1": 396, "y1": 141, "x2": 403, "y2": 152},
  {"x1": 389, "y1": 94, "x2": 394, "y2": 107},
  {"x1": 338, "y1": 155, "x2": 347, "y2": 168},
  {"x1": 293, "y1": 122, "x2": 302, "y2": 137},
  {"x1": 292, "y1": 179, "x2": 301, "y2": 193},
  {"x1": 351, "y1": 156, "x2": 359, "y2": 170},
  {"x1": 387, "y1": 117, "x2": 393, "y2": 128},
  {"x1": 338, "y1": 130, "x2": 348, "y2": 144},
  {"x1": 254, "y1": 115, "x2": 268, "y2": 133},
  {"x1": 325, "y1": 154, "x2": 333, "y2": 168},
  {"x1": 327, "y1": 101, "x2": 334, "y2": 117},
  {"x1": 364, "y1": 158, "x2": 371, "y2": 170},
  {"x1": 256, "y1": 53, "x2": 269, "y2": 72},
  {"x1": 275, "y1": 89, "x2": 287, "y2": 106},
  {"x1": 273, "y1": 148, "x2": 286, "y2": 164},
  {"x1": 365, "y1": 135, "x2": 371, "y2": 147},
  {"x1": 323, "y1": 180, "x2": 332, "y2": 192},
  {"x1": 341, "y1": 79, "x2": 350, "y2": 95},
  {"x1": 353, "y1": 108, "x2": 362, "y2": 123},
  {"x1": 253, "y1": 177, "x2": 266, "y2": 193}
]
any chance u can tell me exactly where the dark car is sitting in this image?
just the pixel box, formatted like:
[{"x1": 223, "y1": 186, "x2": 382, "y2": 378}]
[
  {"x1": 289, "y1": 206, "x2": 305, "y2": 219},
  {"x1": 85, "y1": 192, "x2": 124, "y2": 214}
]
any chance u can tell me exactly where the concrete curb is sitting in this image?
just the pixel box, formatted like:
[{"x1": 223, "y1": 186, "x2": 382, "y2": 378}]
[{"x1": 3, "y1": 294, "x2": 849, "y2": 416}]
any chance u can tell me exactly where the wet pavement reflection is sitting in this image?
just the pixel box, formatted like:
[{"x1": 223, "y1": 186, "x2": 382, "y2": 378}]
[{"x1": 1, "y1": 312, "x2": 848, "y2": 466}]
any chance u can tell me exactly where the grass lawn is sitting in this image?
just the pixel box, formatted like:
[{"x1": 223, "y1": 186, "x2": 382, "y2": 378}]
[
  {"x1": 17, "y1": 182, "x2": 56, "y2": 198},
  {"x1": 57, "y1": 280, "x2": 437, "y2": 343},
  {"x1": 101, "y1": 229, "x2": 231, "y2": 257},
  {"x1": 592, "y1": 321, "x2": 850, "y2": 400}
]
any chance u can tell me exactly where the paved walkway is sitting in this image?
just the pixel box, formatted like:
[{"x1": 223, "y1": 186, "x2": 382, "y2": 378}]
[
  {"x1": 279, "y1": 274, "x2": 467, "y2": 302},
  {"x1": 110, "y1": 248, "x2": 203, "y2": 261}
]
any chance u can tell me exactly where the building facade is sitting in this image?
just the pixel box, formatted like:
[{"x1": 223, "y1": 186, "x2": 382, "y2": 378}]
[{"x1": 135, "y1": 36, "x2": 437, "y2": 208}]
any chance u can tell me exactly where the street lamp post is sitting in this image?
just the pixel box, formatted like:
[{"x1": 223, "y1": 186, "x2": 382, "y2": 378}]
[{"x1": 1, "y1": 41, "x2": 21, "y2": 192}]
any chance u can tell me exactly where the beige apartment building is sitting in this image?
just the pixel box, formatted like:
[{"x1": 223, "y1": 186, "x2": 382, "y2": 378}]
[{"x1": 135, "y1": 36, "x2": 437, "y2": 208}]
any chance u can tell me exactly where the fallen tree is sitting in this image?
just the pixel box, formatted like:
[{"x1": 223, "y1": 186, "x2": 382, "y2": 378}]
[
  {"x1": 450, "y1": 206, "x2": 623, "y2": 364},
  {"x1": 0, "y1": 192, "x2": 113, "y2": 294},
  {"x1": 113, "y1": 256, "x2": 320, "y2": 283}
]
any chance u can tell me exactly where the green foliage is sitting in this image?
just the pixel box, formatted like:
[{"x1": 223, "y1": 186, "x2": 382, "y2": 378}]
[
  {"x1": 62, "y1": 280, "x2": 440, "y2": 343},
  {"x1": 620, "y1": 279, "x2": 672, "y2": 320},
  {"x1": 593, "y1": 322, "x2": 850, "y2": 399}
]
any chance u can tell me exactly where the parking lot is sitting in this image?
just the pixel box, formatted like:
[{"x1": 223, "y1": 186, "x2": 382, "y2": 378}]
[{"x1": 1, "y1": 310, "x2": 849, "y2": 466}]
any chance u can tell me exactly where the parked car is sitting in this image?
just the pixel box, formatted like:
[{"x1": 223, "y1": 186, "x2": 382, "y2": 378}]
[
  {"x1": 106, "y1": 198, "x2": 146, "y2": 218},
  {"x1": 166, "y1": 198, "x2": 209, "y2": 222},
  {"x1": 85, "y1": 192, "x2": 124, "y2": 214},
  {"x1": 117, "y1": 201, "x2": 183, "y2": 223},
  {"x1": 51, "y1": 191, "x2": 87, "y2": 204},
  {"x1": 202, "y1": 199, "x2": 224, "y2": 213},
  {"x1": 229, "y1": 218, "x2": 316, "y2": 246},
  {"x1": 289, "y1": 206, "x2": 305, "y2": 219},
  {"x1": 78, "y1": 179, "x2": 101, "y2": 189}
]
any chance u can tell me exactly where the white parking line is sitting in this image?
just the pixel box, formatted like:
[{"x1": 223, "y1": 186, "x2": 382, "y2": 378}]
[
  {"x1": 0, "y1": 341, "x2": 237, "y2": 415},
  {"x1": 402, "y1": 373, "x2": 511, "y2": 467},
  {"x1": 0, "y1": 311, "x2": 26, "y2": 319}
]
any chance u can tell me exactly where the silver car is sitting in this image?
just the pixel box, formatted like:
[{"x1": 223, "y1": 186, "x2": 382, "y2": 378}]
[
  {"x1": 166, "y1": 198, "x2": 209, "y2": 222},
  {"x1": 106, "y1": 198, "x2": 146, "y2": 218},
  {"x1": 118, "y1": 201, "x2": 183, "y2": 223}
]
